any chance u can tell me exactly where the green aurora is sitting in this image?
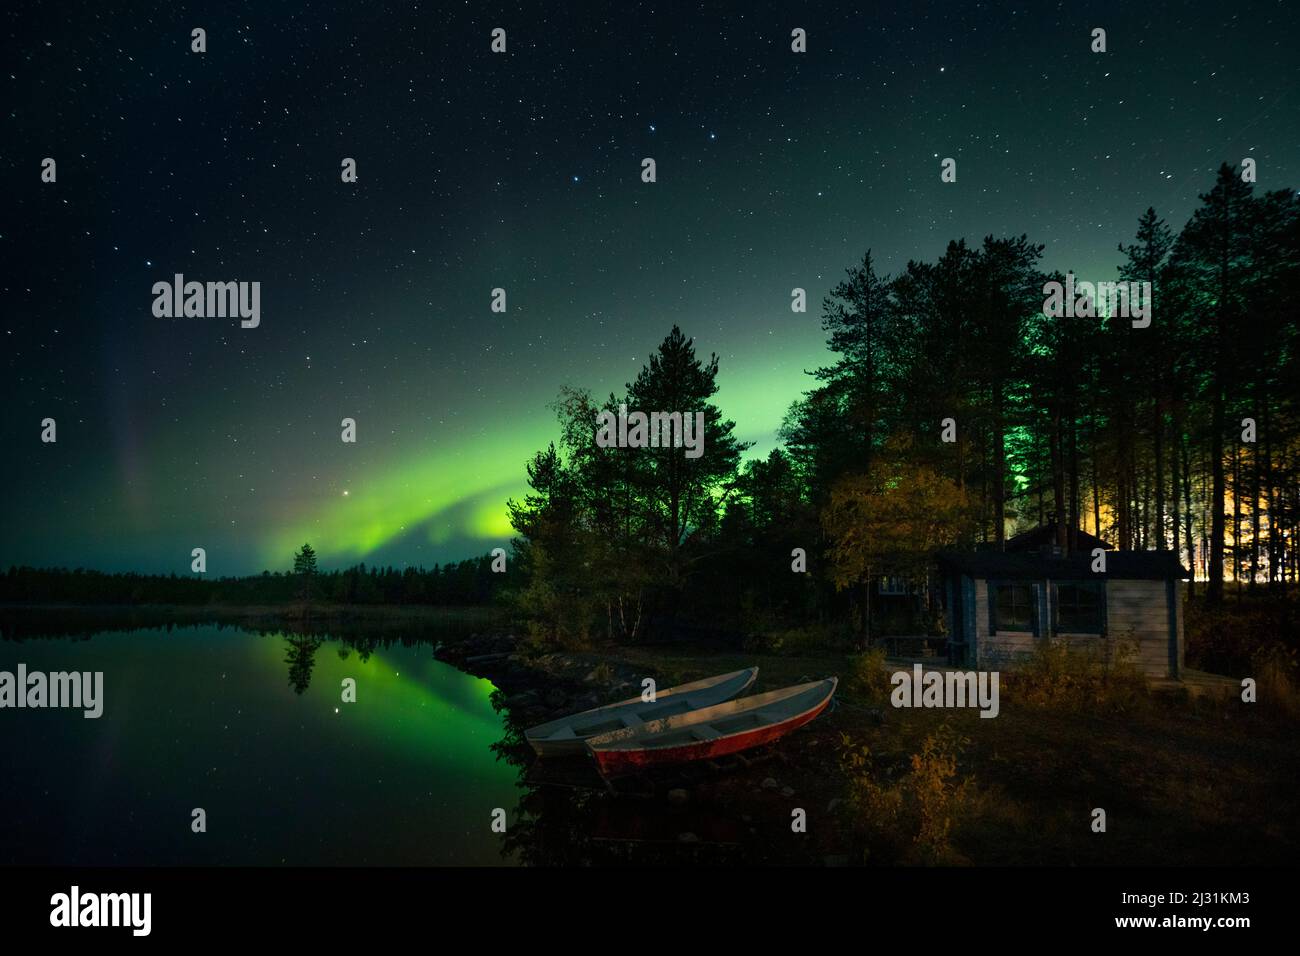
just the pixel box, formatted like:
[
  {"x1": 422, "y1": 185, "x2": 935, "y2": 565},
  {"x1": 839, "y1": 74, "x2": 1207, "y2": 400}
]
[{"x1": 263, "y1": 335, "x2": 827, "y2": 570}]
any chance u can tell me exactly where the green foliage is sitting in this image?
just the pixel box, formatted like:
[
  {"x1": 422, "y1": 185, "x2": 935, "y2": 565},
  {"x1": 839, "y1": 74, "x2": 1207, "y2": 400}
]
[
  {"x1": 741, "y1": 622, "x2": 856, "y2": 656},
  {"x1": 507, "y1": 327, "x2": 749, "y2": 646},
  {"x1": 292, "y1": 543, "x2": 318, "y2": 602},
  {"x1": 292, "y1": 543, "x2": 318, "y2": 576},
  {"x1": 845, "y1": 646, "x2": 891, "y2": 704}
]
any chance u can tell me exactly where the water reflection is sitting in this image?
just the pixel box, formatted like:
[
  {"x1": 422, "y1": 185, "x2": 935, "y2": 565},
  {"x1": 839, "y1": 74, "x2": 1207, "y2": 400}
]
[
  {"x1": 0, "y1": 606, "x2": 806, "y2": 865},
  {"x1": 283, "y1": 634, "x2": 323, "y2": 694}
]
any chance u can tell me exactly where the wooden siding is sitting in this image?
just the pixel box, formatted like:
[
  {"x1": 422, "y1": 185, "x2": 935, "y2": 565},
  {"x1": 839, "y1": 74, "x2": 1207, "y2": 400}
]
[
  {"x1": 967, "y1": 575, "x2": 1178, "y2": 678},
  {"x1": 1105, "y1": 579, "x2": 1175, "y2": 677}
]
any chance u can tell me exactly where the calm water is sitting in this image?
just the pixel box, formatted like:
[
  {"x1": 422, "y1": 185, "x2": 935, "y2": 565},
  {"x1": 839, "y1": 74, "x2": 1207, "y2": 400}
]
[{"x1": 1, "y1": 624, "x2": 522, "y2": 865}]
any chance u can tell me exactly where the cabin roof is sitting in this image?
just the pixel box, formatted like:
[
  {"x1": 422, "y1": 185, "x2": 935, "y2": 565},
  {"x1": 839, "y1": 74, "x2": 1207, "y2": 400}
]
[
  {"x1": 1005, "y1": 522, "x2": 1113, "y2": 553},
  {"x1": 936, "y1": 549, "x2": 1188, "y2": 581}
]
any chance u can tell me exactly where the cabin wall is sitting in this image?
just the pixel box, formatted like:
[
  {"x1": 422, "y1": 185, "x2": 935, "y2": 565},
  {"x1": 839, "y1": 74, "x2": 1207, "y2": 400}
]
[
  {"x1": 1105, "y1": 579, "x2": 1176, "y2": 678},
  {"x1": 965, "y1": 574, "x2": 1181, "y2": 678}
]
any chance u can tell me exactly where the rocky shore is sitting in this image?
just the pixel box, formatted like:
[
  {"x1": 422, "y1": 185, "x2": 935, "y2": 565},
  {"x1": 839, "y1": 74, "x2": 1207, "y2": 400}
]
[
  {"x1": 432, "y1": 630, "x2": 656, "y2": 728},
  {"x1": 432, "y1": 628, "x2": 839, "y2": 863}
]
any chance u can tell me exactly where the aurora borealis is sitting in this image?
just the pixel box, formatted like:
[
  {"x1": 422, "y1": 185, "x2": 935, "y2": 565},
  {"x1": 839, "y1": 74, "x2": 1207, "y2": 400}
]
[{"x1": 3, "y1": 1, "x2": 1297, "y2": 574}]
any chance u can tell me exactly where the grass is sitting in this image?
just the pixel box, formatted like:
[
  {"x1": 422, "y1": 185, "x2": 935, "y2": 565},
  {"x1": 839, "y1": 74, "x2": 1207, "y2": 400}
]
[{"x1": 609, "y1": 639, "x2": 1299, "y2": 865}]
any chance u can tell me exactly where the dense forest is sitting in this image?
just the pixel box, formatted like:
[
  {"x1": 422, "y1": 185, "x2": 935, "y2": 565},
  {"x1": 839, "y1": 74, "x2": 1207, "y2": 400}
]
[{"x1": 507, "y1": 163, "x2": 1300, "y2": 645}]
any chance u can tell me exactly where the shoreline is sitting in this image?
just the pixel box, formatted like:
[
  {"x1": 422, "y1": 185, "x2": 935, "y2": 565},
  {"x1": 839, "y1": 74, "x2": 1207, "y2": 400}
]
[{"x1": 4, "y1": 603, "x2": 1296, "y2": 865}]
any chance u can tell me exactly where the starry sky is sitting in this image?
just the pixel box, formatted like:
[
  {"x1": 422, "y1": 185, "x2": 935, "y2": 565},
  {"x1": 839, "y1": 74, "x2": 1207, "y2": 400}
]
[{"x1": 2, "y1": 1, "x2": 1297, "y2": 575}]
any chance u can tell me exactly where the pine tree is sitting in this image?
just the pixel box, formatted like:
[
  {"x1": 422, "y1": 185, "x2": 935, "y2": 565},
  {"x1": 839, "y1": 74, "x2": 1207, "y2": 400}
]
[{"x1": 293, "y1": 543, "x2": 318, "y2": 602}]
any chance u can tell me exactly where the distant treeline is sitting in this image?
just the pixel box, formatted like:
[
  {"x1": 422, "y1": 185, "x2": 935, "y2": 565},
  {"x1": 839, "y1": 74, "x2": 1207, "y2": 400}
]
[{"x1": 0, "y1": 557, "x2": 518, "y2": 607}]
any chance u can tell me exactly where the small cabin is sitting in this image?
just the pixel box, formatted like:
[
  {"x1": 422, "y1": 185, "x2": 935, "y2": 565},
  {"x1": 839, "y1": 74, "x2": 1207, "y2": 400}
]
[{"x1": 935, "y1": 549, "x2": 1188, "y2": 678}]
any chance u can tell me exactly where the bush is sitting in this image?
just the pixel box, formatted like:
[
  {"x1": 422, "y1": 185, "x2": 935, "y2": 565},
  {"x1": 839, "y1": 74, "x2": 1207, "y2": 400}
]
[
  {"x1": 837, "y1": 722, "x2": 973, "y2": 865},
  {"x1": 845, "y1": 646, "x2": 891, "y2": 704},
  {"x1": 743, "y1": 621, "x2": 858, "y2": 656},
  {"x1": 1186, "y1": 590, "x2": 1299, "y2": 677},
  {"x1": 1003, "y1": 635, "x2": 1147, "y2": 713},
  {"x1": 1250, "y1": 639, "x2": 1300, "y2": 717}
]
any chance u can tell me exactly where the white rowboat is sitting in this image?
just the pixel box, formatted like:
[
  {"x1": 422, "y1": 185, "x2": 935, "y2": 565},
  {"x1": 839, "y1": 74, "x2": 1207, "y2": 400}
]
[{"x1": 524, "y1": 667, "x2": 758, "y2": 757}]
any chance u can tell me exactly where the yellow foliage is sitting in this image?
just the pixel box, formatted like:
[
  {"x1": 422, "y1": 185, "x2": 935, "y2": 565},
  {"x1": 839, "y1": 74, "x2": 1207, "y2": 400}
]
[
  {"x1": 822, "y1": 448, "x2": 975, "y2": 591},
  {"x1": 837, "y1": 722, "x2": 973, "y2": 865}
]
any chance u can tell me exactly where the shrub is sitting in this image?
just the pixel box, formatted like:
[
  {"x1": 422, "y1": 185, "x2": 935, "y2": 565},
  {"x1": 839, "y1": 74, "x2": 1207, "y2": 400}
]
[
  {"x1": 1250, "y1": 639, "x2": 1300, "y2": 718},
  {"x1": 743, "y1": 622, "x2": 858, "y2": 656},
  {"x1": 845, "y1": 646, "x2": 891, "y2": 704},
  {"x1": 1003, "y1": 635, "x2": 1146, "y2": 713},
  {"x1": 837, "y1": 722, "x2": 973, "y2": 865},
  {"x1": 1186, "y1": 590, "x2": 1299, "y2": 677}
]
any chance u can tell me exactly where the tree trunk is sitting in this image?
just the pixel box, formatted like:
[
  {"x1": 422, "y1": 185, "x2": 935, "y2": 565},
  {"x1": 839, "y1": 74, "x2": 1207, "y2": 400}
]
[
  {"x1": 1051, "y1": 408, "x2": 1067, "y2": 550},
  {"x1": 1153, "y1": 399, "x2": 1165, "y2": 549},
  {"x1": 1208, "y1": 381, "x2": 1226, "y2": 604},
  {"x1": 1171, "y1": 403, "x2": 1183, "y2": 564},
  {"x1": 993, "y1": 382, "x2": 1006, "y2": 548},
  {"x1": 1183, "y1": 433, "x2": 1196, "y2": 599},
  {"x1": 1068, "y1": 414, "x2": 1081, "y2": 553}
]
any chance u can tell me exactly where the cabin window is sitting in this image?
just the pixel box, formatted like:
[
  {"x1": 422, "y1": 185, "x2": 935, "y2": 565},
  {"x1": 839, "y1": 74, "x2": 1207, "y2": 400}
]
[
  {"x1": 878, "y1": 575, "x2": 910, "y2": 596},
  {"x1": 993, "y1": 583, "x2": 1035, "y2": 631},
  {"x1": 1054, "y1": 581, "x2": 1104, "y2": 634}
]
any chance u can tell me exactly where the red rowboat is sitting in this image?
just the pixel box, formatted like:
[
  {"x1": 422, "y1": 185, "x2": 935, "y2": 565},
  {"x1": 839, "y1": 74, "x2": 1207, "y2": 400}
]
[{"x1": 584, "y1": 678, "x2": 837, "y2": 776}]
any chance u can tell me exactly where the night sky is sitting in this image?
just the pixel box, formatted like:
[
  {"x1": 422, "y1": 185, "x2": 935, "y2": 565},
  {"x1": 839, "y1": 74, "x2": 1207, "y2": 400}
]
[{"x1": 3, "y1": 1, "x2": 1297, "y2": 574}]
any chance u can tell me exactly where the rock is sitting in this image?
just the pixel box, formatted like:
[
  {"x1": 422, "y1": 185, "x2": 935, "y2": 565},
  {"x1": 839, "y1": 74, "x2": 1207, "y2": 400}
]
[
  {"x1": 761, "y1": 777, "x2": 778, "y2": 790},
  {"x1": 667, "y1": 788, "x2": 690, "y2": 807},
  {"x1": 544, "y1": 690, "x2": 568, "y2": 709},
  {"x1": 823, "y1": 854, "x2": 850, "y2": 867},
  {"x1": 826, "y1": 798, "x2": 842, "y2": 814},
  {"x1": 677, "y1": 832, "x2": 699, "y2": 843},
  {"x1": 781, "y1": 786, "x2": 795, "y2": 797}
]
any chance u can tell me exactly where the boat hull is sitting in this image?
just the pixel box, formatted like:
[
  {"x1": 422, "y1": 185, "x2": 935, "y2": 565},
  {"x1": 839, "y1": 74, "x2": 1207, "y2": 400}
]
[
  {"x1": 524, "y1": 667, "x2": 758, "y2": 757},
  {"x1": 589, "y1": 687, "x2": 834, "y2": 776}
]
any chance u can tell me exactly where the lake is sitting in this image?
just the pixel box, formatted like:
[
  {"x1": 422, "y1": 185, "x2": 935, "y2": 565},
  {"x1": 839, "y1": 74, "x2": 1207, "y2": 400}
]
[{"x1": 1, "y1": 622, "x2": 523, "y2": 865}]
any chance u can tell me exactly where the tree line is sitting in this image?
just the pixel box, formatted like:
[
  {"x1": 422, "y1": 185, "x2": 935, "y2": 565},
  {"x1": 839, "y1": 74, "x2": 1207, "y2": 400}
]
[
  {"x1": 0, "y1": 554, "x2": 513, "y2": 607},
  {"x1": 507, "y1": 163, "x2": 1300, "y2": 645}
]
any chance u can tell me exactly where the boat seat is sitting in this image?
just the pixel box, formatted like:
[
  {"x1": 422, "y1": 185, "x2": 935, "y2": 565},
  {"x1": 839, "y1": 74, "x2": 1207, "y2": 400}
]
[{"x1": 691, "y1": 724, "x2": 723, "y2": 742}]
